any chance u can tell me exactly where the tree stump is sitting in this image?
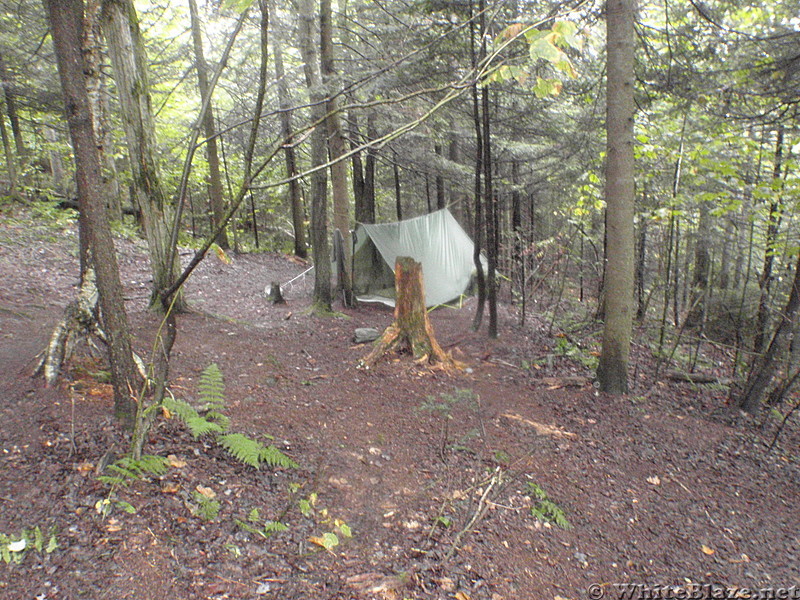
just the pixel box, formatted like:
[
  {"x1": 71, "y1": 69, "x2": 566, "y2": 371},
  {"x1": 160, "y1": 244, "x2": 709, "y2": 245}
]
[
  {"x1": 266, "y1": 281, "x2": 286, "y2": 304},
  {"x1": 361, "y1": 257, "x2": 454, "y2": 369}
]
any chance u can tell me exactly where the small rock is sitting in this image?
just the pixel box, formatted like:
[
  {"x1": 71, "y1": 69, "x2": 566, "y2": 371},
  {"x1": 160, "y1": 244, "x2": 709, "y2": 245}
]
[
  {"x1": 256, "y1": 582, "x2": 272, "y2": 594},
  {"x1": 354, "y1": 328, "x2": 381, "y2": 344}
]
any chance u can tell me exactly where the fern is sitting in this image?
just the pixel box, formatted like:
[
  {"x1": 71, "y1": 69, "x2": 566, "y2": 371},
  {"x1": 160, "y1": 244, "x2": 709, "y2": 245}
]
[
  {"x1": 198, "y1": 363, "x2": 225, "y2": 410},
  {"x1": 526, "y1": 482, "x2": 572, "y2": 530},
  {"x1": 192, "y1": 491, "x2": 221, "y2": 521},
  {"x1": 165, "y1": 363, "x2": 297, "y2": 471},
  {"x1": 163, "y1": 396, "x2": 227, "y2": 438},
  {"x1": 260, "y1": 444, "x2": 300, "y2": 469},
  {"x1": 218, "y1": 433, "x2": 265, "y2": 468},
  {"x1": 235, "y1": 517, "x2": 288, "y2": 540},
  {"x1": 97, "y1": 455, "x2": 169, "y2": 487}
]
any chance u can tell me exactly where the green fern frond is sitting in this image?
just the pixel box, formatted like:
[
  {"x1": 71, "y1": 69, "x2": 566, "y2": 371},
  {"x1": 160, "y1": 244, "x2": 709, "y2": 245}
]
[
  {"x1": 204, "y1": 410, "x2": 230, "y2": 432},
  {"x1": 260, "y1": 445, "x2": 299, "y2": 469},
  {"x1": 163, "y1": 396, "x2": 226, "y2": 438},
  {"x1": 527, "y1": 483, "x2": 572, "y2": 530},
  {"x1": 198, "y1": 363, "x2": 225, "y2": 409},
  {"x1": 217, "y1": 433, "x2": 265, "y2": 468},
  {"x1": 263, "y1": 520, "x2": 289, "y2": 534},
  {"x1": 162, "y1": 396, "x2": 200, "y2": 422},
  {"x1": 136, "y1": 454, "x2": 169, "y2": 477}
]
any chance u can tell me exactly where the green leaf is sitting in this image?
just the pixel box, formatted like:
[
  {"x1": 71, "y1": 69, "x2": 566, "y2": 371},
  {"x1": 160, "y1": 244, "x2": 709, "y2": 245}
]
[
  {"x1": 529, "y1": 36, "x2": 564, "y2": 64},
  {"x1": 299, "y1": 498, "x2": 313, "y2": 517},
  {"x1": 220, "y1": 0, "x2": 254, "y2": 11},
  {"x1": 320, "y1": 532, "x2": 339, "y2": 551},
  {"x1": 46, "y1": 533, "x2": 58, "y2": 554},
  {"x1": 116, "y1": 501, "x2": 137, "y2": 514}
]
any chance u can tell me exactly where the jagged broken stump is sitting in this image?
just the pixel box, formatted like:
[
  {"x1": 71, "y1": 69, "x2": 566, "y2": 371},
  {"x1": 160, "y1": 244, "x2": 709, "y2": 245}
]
[{"x1": 361, "y1": 256, "x2": 454, "y2": 369}]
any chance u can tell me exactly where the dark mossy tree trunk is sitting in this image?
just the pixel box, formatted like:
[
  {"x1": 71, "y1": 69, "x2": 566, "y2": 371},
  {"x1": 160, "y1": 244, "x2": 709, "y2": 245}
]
[
  {"x1": 189, "y1": 0, "x2": 229, "y2": 249},
  {"x1": 45, "y1": 0, "x2": 142, "y2": 427},
  {"x1": 361, "y1": 257, "x2": 453, "y2": 369}
]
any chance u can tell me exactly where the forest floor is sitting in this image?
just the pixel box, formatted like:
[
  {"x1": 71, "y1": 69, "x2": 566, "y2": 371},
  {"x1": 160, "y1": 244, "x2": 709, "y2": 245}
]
[{"x1": 0, "y1": 208, "x2": 798, "y2": 600}]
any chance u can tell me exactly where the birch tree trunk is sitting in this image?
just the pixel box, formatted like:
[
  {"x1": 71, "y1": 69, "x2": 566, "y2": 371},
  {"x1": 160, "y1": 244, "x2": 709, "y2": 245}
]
[{"x1": 84, "y1": 0, "x2": 123, "y2": 222}]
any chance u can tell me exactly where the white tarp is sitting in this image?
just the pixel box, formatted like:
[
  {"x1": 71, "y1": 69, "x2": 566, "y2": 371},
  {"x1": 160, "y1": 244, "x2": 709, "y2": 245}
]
[{"x1": 352, "y1": 209, "x2": 485, "y2": 308}]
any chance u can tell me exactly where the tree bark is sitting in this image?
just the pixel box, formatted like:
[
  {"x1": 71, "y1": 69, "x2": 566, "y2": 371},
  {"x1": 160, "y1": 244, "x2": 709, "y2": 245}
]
[
  {"x1": 320, "y1": 0, "x2": 354, "y2": 306},
  {"x1": 0, "y1": 92, "x2": 18, "y2": 198},
  {"x1": 188, "y1": 0, "x2": 229, "y2": 249},
  {"x1": 470, "y1": 0, "x2": 486, "y2": 332},
  {"x1": 45, "y1": 0, "x2": 142, "y2": 427},
  {"x1": 361, "y1": 257, "x2": 453, "y2": 368},
  {"x1": 740, "y1": 251, "x2": 800, "y2": 413},
  {"x1": 596, "y1": 0, "x2": 636, "y2": 395},
  {"x1": 483, "y1": 82, "x2": 498, "y2": 339},
  {"x1": 271, "y1": 4, "x2": 307, "y2": 257},
  {"x1": 298, "y1": 0, "x2": 331, "y2": 311},
  {"x1": 84, "y1": 0, "x2": 123, "y2": 222},
  {"x1": 101, "y1": 0, "x2": 184, "y2": 311},
  {"x1": 754, "y1": 125, "x2": 785, "y2": 355},
  {"x1": 435, "y1": 143, "x2": 445, "y2": 210},
  {"x1": 0, "y1": 49, "x2": 27, "y2": 160},
  {"x1": 393, "y1": 160, "x2": 402, "y2": 220}
]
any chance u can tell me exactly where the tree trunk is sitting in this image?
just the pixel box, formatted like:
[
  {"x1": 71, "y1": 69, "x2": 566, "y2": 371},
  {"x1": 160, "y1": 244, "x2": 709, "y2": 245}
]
[
  {"x1": 101, "y1": 0, "x2": 184, "y2": 311},
  {"x1": 45, "y1": 0, "x2": 142, "y2": 427},
  {"x1": 272, "y1": 6, "x2": 307, "y2": 258},
  {"x1": 189, "y1": 0, "x2": 229, "y2": 249},
  {"x1": 0, "y1": 93, "x2": 18, "y2": 198},
  {"x1": 596, "y1": 0, "x2": 636, "y2": 395},
  {"x1": 0, "y1": 49, "x2": 26, "y2": 160},
  {"x1": 483, "y1": 82, "x2": 498, "y2": 339},
  {"x1": 685, "y1": 198, "x2": 710, "y2": 327},
  {"x1": 84, "y1": 0, "x2": 123, "y2": 222},
  {"x1": 754, "y1": 125, "x2": 785, "y2": 355},
  {"x1": 435, "y1": 143, "x2": 445, "y2": 210},
  {"x1": 298, "y1": 0, "x2": 331, "y2": 311},
  {"x1": 320, "y1": 0, "x2": 354, "y2": 306},
  {"x1": 470, "y1": 0, "x2": 486, "y2": 332},
  {"x1": 364, "y1": 113, "x2": 377, "y2": 221},
  {"x1": 740, "y1": 251, "x2": 800, "y2": 413},
  {"x1": 361, "y1": 257, "x2": 453, "y2": 368},
  {"x1": 393, "y1": 160, "x2": 402, "y2": 220}
]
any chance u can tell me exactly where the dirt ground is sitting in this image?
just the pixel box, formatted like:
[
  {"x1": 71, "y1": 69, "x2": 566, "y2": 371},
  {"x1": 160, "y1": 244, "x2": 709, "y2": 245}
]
[{"x1": 0, "y1": 210, "x2": 798, "y2": 600}]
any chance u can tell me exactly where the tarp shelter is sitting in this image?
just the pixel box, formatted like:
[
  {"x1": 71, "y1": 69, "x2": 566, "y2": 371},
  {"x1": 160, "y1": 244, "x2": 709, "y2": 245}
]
[{"x1": 352, "y1": 208, "x2": 485, "y2": 308}]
